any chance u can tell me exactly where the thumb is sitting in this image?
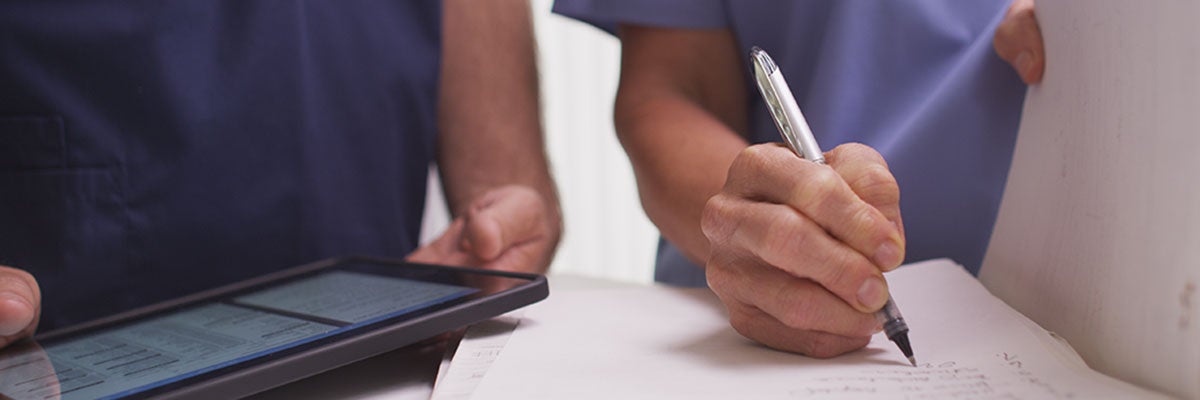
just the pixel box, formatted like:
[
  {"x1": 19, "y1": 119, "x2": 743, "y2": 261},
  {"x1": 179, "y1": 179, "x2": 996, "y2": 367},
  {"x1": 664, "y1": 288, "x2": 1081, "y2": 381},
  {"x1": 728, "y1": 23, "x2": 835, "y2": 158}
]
[
  {"x1": 0, "y1": 266, "x2": 40, "y2": 343},
  {"x1": 463, "y1": 187, "x2": 546, "y2": 261}
]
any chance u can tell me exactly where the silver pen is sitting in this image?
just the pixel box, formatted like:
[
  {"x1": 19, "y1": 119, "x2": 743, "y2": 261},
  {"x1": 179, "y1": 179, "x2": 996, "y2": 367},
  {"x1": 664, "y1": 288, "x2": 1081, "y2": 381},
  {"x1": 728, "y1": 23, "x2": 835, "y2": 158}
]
[{"x1": 749, "y1": 47, "x2": 916, "y2": 367}]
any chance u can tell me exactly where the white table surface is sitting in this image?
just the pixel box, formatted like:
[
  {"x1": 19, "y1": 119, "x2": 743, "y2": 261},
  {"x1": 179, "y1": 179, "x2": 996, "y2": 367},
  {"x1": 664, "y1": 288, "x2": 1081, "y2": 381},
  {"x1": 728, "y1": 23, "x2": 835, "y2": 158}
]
[{"x1": 245, "y1": 274, "x2": 646, "y2": 399}]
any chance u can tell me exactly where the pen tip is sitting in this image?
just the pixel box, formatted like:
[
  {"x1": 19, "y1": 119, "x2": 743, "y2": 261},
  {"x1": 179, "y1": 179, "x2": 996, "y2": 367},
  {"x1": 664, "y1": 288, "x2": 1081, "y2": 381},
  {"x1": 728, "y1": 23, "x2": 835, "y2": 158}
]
[{"x1": 907, "y1": 356, "x2": 917, "y2": 367}]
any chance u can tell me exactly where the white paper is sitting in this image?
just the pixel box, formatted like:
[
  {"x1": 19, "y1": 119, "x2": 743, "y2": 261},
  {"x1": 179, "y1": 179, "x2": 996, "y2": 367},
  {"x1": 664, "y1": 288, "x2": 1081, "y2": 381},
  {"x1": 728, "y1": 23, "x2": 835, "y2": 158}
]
[
  {"x1": 467, "y1": 259, "x2": 1163, "y2": 399},
  {"x1": 431, "y1": 313, "x2": 523, "y2": 400},
  {"x1": 979, "y1": 1, "x2": 1200, "y2": 398}
]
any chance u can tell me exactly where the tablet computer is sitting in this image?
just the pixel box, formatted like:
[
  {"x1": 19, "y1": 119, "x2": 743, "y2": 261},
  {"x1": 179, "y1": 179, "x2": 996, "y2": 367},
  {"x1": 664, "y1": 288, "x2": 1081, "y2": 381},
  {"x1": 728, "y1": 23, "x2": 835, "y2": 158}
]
[{"x1": 0, "y1": 256, "x2": 548, "y2": 399}]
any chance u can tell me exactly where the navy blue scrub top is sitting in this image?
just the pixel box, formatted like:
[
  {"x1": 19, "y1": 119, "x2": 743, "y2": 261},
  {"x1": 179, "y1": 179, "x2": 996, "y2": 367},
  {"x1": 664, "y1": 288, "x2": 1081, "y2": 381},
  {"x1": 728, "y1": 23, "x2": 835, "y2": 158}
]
[{"x1": 0, "y1": 1, "x2": 442, "y2": 330}]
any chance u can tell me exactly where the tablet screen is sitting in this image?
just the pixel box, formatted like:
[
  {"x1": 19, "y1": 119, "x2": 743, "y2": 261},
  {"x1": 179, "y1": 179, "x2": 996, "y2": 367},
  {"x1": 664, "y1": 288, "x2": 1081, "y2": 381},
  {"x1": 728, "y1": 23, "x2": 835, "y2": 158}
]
[{"x1": 0, "y1": 265, "x2": 482, "y2": 400}]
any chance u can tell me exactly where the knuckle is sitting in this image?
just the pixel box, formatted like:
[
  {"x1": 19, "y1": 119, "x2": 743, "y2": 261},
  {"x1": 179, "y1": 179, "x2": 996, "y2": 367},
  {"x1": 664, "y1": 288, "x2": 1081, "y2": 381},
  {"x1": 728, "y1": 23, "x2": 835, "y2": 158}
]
[
  {"x1": 804, "y1": 335, "x2": 866, "y2": 359},
  {"x1": 778, "y1": 295, "x2": 822, "y2": 331},
  {"x1": 740, "y1": 143, "x2": 772, "y2": 160},
  {"x1": 852, "y1": 165, "x2": 900, "y2": 204},
  {"x1": 733, "y1": 145, "x2": 771, "y2": 173},
  {"x1": 993, "y1": 21, "x2": 1021, "y2": 55},
  {"x1": 728, "y1": 315, "x2": 758, "y2": 341},
  {"x1": 706, "y1": 253, "x2": 749, "y2": 296},
  {"x1": 700, "y1": 195, "x2": 734, "y2": 242},
  {"x1": 801, "y1": 335, "x2": 841, "y2": 359},
  {"x1": 847, "y1": 205, "x2": 886, "y2": 243},
  {"x1": 832, "y1": 142, "x2": 884, "y2": 164},
  {"x1": 818, "y1": 251, "x2": 855, "y2": 290},
  {"x1": 817, "y1": 250, "x2": 871, "y2": 295},
  {"x1": 726, "y1": 145, "x2": 774, "y2": 186},
  {"x1": 837, "y1": 142, "x2": 871, "y2": 156},
  {"x1": 1014, "y1": 5, "x2": 1036, "y2": 21},
  {"x1": 844, "y1": 204, "x2": 883, "y2": 235},
  {"x1": 727, "y1": 309, "x2": 752, "y2": 330},
  {"x1": 704, "y1": 260, "x2": 729, "y2": 291},
  {"x1": 793, "y1": 167, "x2": 841, "y2": 211},
  {"x1": 759, "y1": 214, "x2": 809, "y2": 266}
]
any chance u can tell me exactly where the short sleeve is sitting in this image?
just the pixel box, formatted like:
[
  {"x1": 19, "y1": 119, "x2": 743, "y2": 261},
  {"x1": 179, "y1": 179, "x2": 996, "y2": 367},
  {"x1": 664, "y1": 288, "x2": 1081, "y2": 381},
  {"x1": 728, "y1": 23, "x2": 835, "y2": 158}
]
[{"x1": 551, "y1": 0, "x2": 729, "y2": 36}]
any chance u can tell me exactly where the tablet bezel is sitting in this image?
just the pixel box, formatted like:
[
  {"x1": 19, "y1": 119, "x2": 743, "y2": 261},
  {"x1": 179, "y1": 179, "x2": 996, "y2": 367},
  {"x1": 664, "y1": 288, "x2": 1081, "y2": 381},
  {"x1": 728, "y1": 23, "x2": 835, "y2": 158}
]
[{"x1": 23, "y1": 256, "x2": 548, "y2": 399}]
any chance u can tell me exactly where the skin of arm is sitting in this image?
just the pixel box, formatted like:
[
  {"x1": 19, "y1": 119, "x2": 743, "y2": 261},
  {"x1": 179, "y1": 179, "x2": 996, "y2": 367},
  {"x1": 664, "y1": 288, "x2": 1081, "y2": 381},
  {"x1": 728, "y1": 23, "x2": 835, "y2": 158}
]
[
  {"x1": 408, "y1": 0, "x2": 562, "y2": 274},
  {"x1": 613, "y1": 26, "x2": 749, "y2": 266}
]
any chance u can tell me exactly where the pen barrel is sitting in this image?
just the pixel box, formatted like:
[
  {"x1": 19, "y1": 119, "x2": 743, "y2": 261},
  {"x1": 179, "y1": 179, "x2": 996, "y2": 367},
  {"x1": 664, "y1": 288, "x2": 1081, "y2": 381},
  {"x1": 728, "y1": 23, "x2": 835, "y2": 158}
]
[
  {"x1": 875, "y1": 297, "x2": 909, "y2": 340},
  {"x1": 766, "y1": 71, "x2": 824, "y2": 163}
]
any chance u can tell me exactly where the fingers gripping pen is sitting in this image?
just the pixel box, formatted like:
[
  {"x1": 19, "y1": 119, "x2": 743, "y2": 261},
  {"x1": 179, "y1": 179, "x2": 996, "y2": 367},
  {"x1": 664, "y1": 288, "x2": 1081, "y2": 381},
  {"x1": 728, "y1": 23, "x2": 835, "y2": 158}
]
[{"x1": 750, "y1": 46, "x2": 916, "y2": 367}]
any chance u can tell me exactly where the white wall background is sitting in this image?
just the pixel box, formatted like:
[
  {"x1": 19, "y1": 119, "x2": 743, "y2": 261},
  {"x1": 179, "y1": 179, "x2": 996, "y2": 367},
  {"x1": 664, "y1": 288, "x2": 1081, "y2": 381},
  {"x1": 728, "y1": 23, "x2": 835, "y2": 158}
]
[
  {"x1": 422, "y1": 2, "x2": 659, "y2": 284},
  {"x1": 532, "y1": 0, "x2": 659, "y2": 284}
]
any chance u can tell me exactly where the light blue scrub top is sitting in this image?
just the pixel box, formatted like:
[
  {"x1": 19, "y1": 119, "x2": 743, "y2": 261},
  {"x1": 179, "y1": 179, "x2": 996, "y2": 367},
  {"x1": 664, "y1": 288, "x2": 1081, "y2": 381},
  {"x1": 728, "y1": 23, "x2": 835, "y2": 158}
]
[{"x1": 554, "y1": 0, "x2": 1028, "y2": 285}]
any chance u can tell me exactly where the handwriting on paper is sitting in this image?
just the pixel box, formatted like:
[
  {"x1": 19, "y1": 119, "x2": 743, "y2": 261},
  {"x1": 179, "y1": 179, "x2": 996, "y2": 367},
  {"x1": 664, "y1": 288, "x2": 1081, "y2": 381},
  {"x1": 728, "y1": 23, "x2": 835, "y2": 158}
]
[{"x1": 789, "y1": 355, "x2": 1077, "y2": 399}]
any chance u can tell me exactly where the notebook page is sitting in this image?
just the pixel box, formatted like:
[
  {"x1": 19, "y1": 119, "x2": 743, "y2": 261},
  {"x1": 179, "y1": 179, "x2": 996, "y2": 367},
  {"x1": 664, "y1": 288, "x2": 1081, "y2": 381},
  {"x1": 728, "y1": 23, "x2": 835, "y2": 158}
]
[
  {"x1": 468, "y1": 259, "x2": 1163, "y2": 399},
  {"x1": 980, "y1": 1, "x2": 1200, "y2": 398}
]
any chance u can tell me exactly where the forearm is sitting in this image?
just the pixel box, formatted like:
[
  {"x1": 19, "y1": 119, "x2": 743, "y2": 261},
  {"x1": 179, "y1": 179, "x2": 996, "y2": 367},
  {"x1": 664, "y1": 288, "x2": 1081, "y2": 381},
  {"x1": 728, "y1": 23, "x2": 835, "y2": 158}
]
[
  {"x1": 615, "y1": 92, "x2": 747, "y2": 266},
  {"x1": 614, "y1": 26, "x2": 748, "y2": 266},
  {"x1": 438, "y1": 0, "x2": 560, "y2": 226}
]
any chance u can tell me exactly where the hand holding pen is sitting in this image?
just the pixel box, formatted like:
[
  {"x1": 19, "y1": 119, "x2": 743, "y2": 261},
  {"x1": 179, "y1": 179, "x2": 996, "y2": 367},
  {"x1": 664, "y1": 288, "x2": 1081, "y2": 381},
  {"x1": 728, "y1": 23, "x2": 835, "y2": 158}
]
[{"x1": 700, "y1": 48, "x2": 911, "y2": 360}]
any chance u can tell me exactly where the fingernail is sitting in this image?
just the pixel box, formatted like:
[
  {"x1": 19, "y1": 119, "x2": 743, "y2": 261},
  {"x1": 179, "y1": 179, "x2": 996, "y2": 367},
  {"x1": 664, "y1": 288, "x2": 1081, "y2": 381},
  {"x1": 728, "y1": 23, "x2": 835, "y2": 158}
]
[
  {"x1": 857, "y1": 278, "x2": 889, "y2": 311},
  {"x1": 0, "y1": 291, "x2": 34, "y2": 335},
  {"x1": 1015, "y1": 50, "x2": 1034, "y2": 78},
  {"x1": 874, "y1": 241, "x2": 901, "y2": 269}
]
